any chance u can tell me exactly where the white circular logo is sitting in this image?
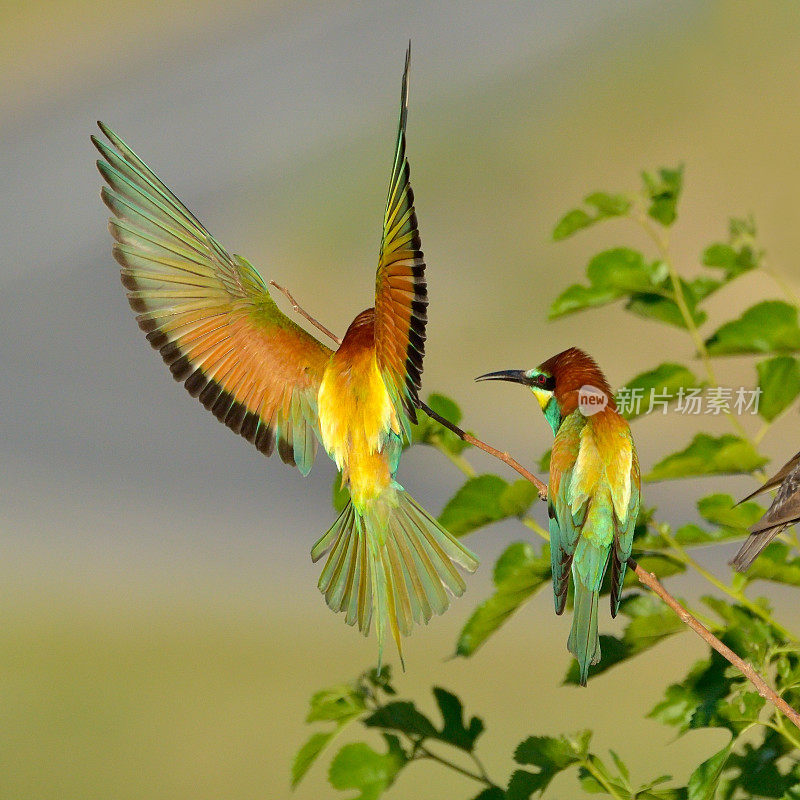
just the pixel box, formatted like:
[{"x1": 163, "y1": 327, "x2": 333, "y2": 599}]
[{"x1": 578, "y1": 385, "x2": 608, "y2": 416}]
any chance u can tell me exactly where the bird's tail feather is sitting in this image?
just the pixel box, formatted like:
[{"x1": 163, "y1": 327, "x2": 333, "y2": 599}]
[
  {"x1": 567, "y1": 580, "x2": 601, "y2": 686},
  {"x1": 311, "y1": 485, "x2": 478, "y2": 669},
  {"x1": 730, "y1": 524, "x2": 787, "y2": 572}
]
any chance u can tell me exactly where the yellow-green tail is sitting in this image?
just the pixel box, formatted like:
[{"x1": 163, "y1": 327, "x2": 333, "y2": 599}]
[
  {"x1": 567, "y1": 578, "x2": 602, "y2": 686},
  {"x1": 311, "y1": 485, "x2": 478, "y2": 668}
]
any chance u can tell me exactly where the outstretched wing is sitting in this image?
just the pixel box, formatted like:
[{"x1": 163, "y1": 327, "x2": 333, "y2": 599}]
[
  {"x1": 373, "y1": 44, "x2": 427, "y2": 436},
  {"x1": 93, "y1": 122, "x2": 333, "y2": 476}
]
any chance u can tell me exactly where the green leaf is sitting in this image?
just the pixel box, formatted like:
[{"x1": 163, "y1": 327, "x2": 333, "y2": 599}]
[
  {"x1": 293, "y1": 731, "x2": 336, "y2": 788},
  {"x1": 456, "y1": 542, "x2": 551, "y2": 656},
  {"x1": 617, "y1": 363, "x2": 702, "y2": 420},
  {"x1": 638, "y1": 788, "x2": 688, "y2": 800},
  {"x1": 307, "y1": 685, "x2": 367, "y2": 723},
  {"x1": 697, "y1": 493, "x2": 764, "y2": 530},
  {"x1": 701, "y1": 596, "x2": 774, "y2": 666},
  {"x1": 646, "y1": 434, "x2": 767, "y2": 481},
  {"x1": 743, "y1": 542, "x2": 800, "y2": 587},
  {"x1": 508, "y1": 732, "x2": 586, "y2": 797},
  {"x1": 553, "y1": 208, "x2": 594, "y2": 240},
  {"x1": 579, "y1": 754, "x2": 630, "y2": 795},
  {"x1": 702, "y1": 243, "x2": 757, "y2": 279},
  {"x1": 649, "y1": 653, "x2": 732, "y2": 733},
  {"x1": 687, "y1": 741, "x2": 733, "y2": 800},
  {"x1": 328, "y1": 736, "x2": 406, "y2": 800},
  {"x1": 552, "y1": 193, "x2": 632, "y2": 241},
  {"x1": 725, "y1": 727, "x2": 800, "y2": 798},
  {"x1": 609, "y1": 750, "x2": 630, "y2": 782},
  {"x1": 688, "y1": 275, "x2": 723, "y2": 304},
  {"x1": 671, "y1": 523, "x2": 743, "y2": 546},
  {"x1": 439, "y1": 474, "x2": 509, "y2": 536},
  {"x1": 426, "y1": 393, "x2": 462, "y2": 425},
  {"x1": 701, "y1": 217, "x2": 761, "y2": 281},
  {"x1": 549, "y1": 283, "x2": 621, "y2": 319},
  {"x1": 642, "y1": 165, "x2": 684, "y2": 226},
  {"x1": 548, "y1": 248, "x2": 668, "y2": 319},
  {"x1": 412, "y1": 393, "x2": 470, "y2": 455},
  {"x1": 537, "y1": 449, "x2": 551, "y2": 472},
  {"x1": 499, "y1": 480, "x2": 540, "y2": 517},
  {"x1": 625, "y1": 292, "x2": 706, "y2": 329},
  {"x1": 757, "y1": 355, "x2": 800, "y2": 421},
  {"x1": 587, "y1": 248, "x2": 668, "y2": 293},
  {"x1": 627, "y1": 552, "x2": 686, "y2": 581},
  {"x1": 471, "y1": 789, "x2": 506, "y2": 800},
  {"x1": 364, "y1": 689, "x2": 485, "y2": 753},
  {"x1": 705, "y1": 301, "x2": 800, "y2": 355},
  {"x1": 585, "y1": 192, "x2": 632, "y2": 216},
  {"x1": 433, "y1": 688, "x2": 485, "y2": 751},
  {"x1": 364, "y1": 701, "x2": 437, "y2": 740}
]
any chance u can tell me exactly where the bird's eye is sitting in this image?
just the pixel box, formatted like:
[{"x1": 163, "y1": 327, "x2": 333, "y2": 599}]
[{"x1": 537, "y1": 374, "x2": 547, "y2": 386}]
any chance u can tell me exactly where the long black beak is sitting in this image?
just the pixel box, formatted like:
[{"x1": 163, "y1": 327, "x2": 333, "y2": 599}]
[{"x1": 475, "y1": 369, "x2": 531, "y2": 385}]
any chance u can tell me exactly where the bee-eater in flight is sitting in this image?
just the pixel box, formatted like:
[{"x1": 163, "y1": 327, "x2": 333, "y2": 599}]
[
  {"x1": 731, "y1": 450, "x2": 800, "y2": 571},
  {"x1": 477, "y1": 348, "x2": 640, "y2": 685},
  {"x1": 92, "y1": 46, "x2": 477, "y2": 667}
]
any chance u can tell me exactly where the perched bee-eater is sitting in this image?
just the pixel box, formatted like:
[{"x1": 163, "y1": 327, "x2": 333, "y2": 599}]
[
  {"x1": 731, "y1": 450, "x2": 800, "y2": 571},
  {"x1": 92, "y1": 47, "x2": 477, "y2": 666},
  {"x1": 477, "y1": 348, "x2": 640, "y2": 685}
]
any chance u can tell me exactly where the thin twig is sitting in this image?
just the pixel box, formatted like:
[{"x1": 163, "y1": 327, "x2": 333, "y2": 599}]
[
  {"x1": 269, "y1": 281, "x2": 342, "y2": 345},
  {"x1": 419, "y1": 401, "x2": 548, "y2": 500},
  {"x1": 629, "y1": 557, "x2": 800, "y2": 730},
  {"x1": 415, "y1": 743, "x2": 493, "y2": 786},
  {"x1": 274, "y1": 281, "x2": 800, "y2": 730}
]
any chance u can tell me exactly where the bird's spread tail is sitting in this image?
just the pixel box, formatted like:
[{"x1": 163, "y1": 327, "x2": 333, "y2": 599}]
[
  {"x1": 568, "y1": 579, "x2": 602, "y2": 686},
  {"x1": 311, "y1": 485, "x2": 478, "y2": 669}
]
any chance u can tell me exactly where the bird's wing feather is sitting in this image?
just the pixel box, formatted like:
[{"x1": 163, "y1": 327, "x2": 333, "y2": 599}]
[
  {"x1": 373, "y1": 45, "x2": 427, "y2": 436},
  {"x1": 749, "y1": 462, "x2": 800, "y2": 532},
  {"x1": 610, "y1": 430, "x2": 640, "y2": 616},
  {"x1": 549, "y1": 413, "x2": 585, "y2": 613},
  {"x1": 738, "y1": 450, "x2": 800, "y2": 504},
  {"x1": 93, "y1": 122, "x2": 333, "y2": 476}
]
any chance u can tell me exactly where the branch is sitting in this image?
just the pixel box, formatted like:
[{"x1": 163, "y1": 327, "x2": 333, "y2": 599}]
[
  {"x1": 629, "y1": 557, "x2": 800, "y2": 731},
  {"x1": 272, "y1": 280, "x2": 799, "y2": 729},
  {"x1": 269, "y1": 281, "x2": 342, "y2": 345},
  {"x1": 418, "y1": 401, "x2": 548, "y2": 500}
]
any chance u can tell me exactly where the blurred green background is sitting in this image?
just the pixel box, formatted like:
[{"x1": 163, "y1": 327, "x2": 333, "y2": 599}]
[{"x1": 2, "y1": 1, "x2": 800, "y2": 797}]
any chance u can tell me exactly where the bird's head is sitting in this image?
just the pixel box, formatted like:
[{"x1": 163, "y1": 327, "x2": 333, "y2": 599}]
[{"x1": 476, "y1": 347, "x2": 614, "y2": 434}]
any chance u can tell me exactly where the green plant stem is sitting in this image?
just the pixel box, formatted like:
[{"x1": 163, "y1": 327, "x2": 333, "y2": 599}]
[
  {"x1": 753, "y1": 421, "x2": 772, "y2": 446},
  {"x1": 522, "y1": 515, "x2": 550, "y2": 541},
  {"x1": 433, "y1": 438, "x2": 477, "y2": 478},
  {"x1": 658, "y1": 526, "x2": 796, "y2": 640},
  {"x1": 763, "y1": 719, "x2": 800, "y2": 752},
  {"x1": 635, "y1": 212, "x2": 758, "y2": 442},
  {"x1": 762, "y1": 260, "x2": 800, "y2": 307},
  {"x1": 414, "y1": 743, "x2": 494, "y2": 786},
  {"x1": 637, "y1": 215, "x2": 719, "y2": 378},
  {"x1": 470, "y1": 752, "x2": 493, "y2": 785},
  {"x1": 367, "y1": 684, "x2": 497, "y2": 788},
  {"x1": 581, "y1": 755, "x2": 625, "y2": 800}
]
